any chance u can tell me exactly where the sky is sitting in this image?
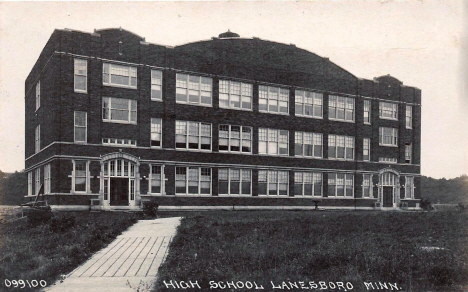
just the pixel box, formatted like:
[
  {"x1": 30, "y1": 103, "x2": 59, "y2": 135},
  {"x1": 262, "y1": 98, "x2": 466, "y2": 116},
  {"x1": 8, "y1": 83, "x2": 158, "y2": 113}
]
[{"x1": 0, "y1": 0, "x2": 467, "y2": 179}]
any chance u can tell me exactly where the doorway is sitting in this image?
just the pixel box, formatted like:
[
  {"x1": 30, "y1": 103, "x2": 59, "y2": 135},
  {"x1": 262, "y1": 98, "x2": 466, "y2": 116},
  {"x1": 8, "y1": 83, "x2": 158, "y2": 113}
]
[
  {"x1": 382, "y1": 186, "x2": 393, "y2": 207},
  {"x1": 110, "y1": 178, "x2": 129, "y2": 206}
]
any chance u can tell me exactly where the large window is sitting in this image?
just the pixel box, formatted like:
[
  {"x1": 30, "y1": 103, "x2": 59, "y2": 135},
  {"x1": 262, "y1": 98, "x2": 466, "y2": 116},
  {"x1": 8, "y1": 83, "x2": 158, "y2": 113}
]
[
  {"x1": 175, "y1": 167, "x2": 211, "y2": 195},
  {"x1": 219, "y1": 80, "x2": 252, "y2": 110},
  {"x1": 73, "y1": 160, "x2": 88, "y2": 192},
  {"x1": 35, "y1": 168, "x2": 41, "y2": 195},
  {"x1": 258, "y1": 170, "x2": 288, "y2": 196},
  {"x1": 328, "y1": 135, "x2": 354, "y2": 160},
  {"x1": 35, "y1": 125, "x2": 40, "y2": 153},
  {"x1": 294, "y1": 172, "x2": 322, "y2": 197},
  {"x1": 405, "y1": 143, "x2": 412, "y2": 164},
  {"x1": 259, "y1": 85, "x2": 289, "y2": 115},
  {"x1": 35, "y1": 81, "x2": 40, "y2": 111},
  {"x1": 74, "y1": 59, "x2": 87, "y2": 92},
  {"x1": 364, "y1": 99, "x2": 371, "y2": 124},
  {"x1": 176, "y1": 73, "x2": 212, "y2": 106},
  {"x1": 219, "y1": 125, "x2": 252, "y2": 153},
  {"x1": 151, "y1": 70, "x2": 163, "y2": 101},
  {"x1": 379, "y1": 127, "x2": 398, "y2": 146},
  {"x1": 362, "y1": 174, "x2": 373, "y2": 198},
  {"x1": 405, "y1": 176, "x2": 414, "y2": 199},
  {"x1": 259, "y1": 128, "x2": 289, "y2": 156},
  {"x1": 329, "y1": 95, "x2": 354, "y2": 122},
  {"x1": 295, "y1": 90, "x2": 323, "y2": 118},
  {"x1": 74, "y1": 111, "x2": 87, "y2": 143},
  {"x1": 219, "y1": 168, "x2": 251, "y2": 195},
  {"x1": 363, "y1": 138, "x2": 370, "y2": 161},
  {"x1": 176, "y1": 121, "x2": 211, "y2": 151},
  {"x1": 295, "y1": 131, "x2": 322, "y2": 158},
  {"x1": 328, "y1": 173, "x2": 354, "y2": 197},
  {"x1": 28, "y1": 172, "x2": 32, "y2": 196},
  {"x1": 406, "y1": 105, "x2": 413, "y2": 129},
  {"x1": 103, "y1": 63, "x2": 137, "y2": 88},
  {"x1": 379, "y1": 102, "x2": 398, "y2": 120},
  {"x1": 149, "y1": 165, "x2": 163, "y2": 194},
  {"x1": 102, "y1": 97, "x2": 137, "y2": 124},
  {"x1": 44, "y1": 164, "x2": 51, "y2": 194},
  {"x1": 151, "y1": 118, "x2": 162, "y2": 148}
]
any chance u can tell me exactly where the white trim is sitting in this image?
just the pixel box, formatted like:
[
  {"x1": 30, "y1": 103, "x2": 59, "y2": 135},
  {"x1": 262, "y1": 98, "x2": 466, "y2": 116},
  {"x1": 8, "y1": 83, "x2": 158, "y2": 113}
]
[
  {"x1": 219, "y1": 79, "x2": 253, "y2": 111},
  {"x1": 175, "y1": 120, "x2": 212, "y2": 151},
  {"x1": 219, "y1": 124, "x2": 252, "y2": 154},
  {"x1": 258, "y1": 169, "x2": 289, "y2": 196},
  {"x1": 175, "y1": 166, "x2": 212, "y2": 196},
  {"x1": 72, "y1": 159, "x2": 89, "y2": 194},
  {"x1": 151, "y1": 69, "x2": 163, "y2": 101},
  {"x1": 218, "y1": 168, "x2": 252, "y2": 196},
  {"x1": 102, "y1": 97, "x2": 137, "y2": 124},
  {"x1": 25, "y1": 153, "x2": 422, "y2": 176},
  {"x1": 74, "y1": 111, "x2": 87, "y2": 143},
  {"x1": 258, "y1": 84, "x2": 290, "y2": 115},
  {"x1": 102, "y1": 62, "x2": 137, "y2": 89},
  {"x1": 74, "y1": 58, "x2": 87, "y2": 93},
  {"x1": 176, "y1": 73, "x2": 213, "y2": 107}
]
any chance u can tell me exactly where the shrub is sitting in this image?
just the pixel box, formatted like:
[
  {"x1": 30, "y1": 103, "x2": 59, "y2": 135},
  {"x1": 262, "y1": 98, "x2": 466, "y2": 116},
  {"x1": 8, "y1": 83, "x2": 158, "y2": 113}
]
[
  {"x1": 142, "y1": 201, "x2": 159, "y2": 218},
  {"x1": 50, "y1": 215, "x2": 76, "y2": 233},
  {"x1": 27, "y1": 206, "x2": 53, "y2": 226},
  {"x1": 420, "y1": 197, "x2": 433, "y2": 211}
]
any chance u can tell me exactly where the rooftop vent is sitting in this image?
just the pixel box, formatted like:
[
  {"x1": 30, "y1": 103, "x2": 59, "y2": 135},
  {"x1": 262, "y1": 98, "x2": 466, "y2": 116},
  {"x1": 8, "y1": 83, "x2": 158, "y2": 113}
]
[{"x1": 218, "y1": 30, "x2": 240, "y2": 39}]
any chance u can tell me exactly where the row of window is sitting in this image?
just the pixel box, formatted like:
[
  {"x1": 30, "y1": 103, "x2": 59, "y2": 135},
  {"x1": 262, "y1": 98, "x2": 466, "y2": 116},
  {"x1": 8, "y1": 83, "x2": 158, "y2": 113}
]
[
  {"x1": 62, "y1": 59, "x2": 415, "y2": 127},
  {"x1": 29, "y1": 115, "x2": 411, "y2": 163},
  {"x1": 28, "y1": 163, "x2": 416, "y2": 200}
]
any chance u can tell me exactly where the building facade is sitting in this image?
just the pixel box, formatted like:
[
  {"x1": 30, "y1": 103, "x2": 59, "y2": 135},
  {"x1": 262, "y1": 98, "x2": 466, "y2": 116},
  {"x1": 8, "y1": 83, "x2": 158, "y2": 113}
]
[{"x1": 25, "y1": 28, "x2": 421, "y2": 210}]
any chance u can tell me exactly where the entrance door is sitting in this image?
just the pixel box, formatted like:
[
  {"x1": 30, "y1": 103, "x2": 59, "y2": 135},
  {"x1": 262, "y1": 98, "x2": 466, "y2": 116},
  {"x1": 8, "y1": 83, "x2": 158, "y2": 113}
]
[
  {"x1": 110, "y1": 178, "x2": 129, "y2": 206},
  {"x1": 383, "y1": 186, "x2": 393, "y2": 207}
]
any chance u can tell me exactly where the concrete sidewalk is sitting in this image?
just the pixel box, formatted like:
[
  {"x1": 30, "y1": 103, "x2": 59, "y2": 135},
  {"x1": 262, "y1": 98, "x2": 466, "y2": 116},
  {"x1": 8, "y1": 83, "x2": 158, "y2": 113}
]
[{"x1": 45, "y1": 217, "x2": 182, "y2": 292}]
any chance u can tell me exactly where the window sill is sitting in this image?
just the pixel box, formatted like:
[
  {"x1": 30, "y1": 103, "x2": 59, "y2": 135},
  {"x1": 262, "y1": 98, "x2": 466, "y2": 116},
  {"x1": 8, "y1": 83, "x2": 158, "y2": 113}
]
[
  {"x1": 323, "y1": 196, "x2": 355, "y2": 199},
  {"x1": 328, "y1": 158, "x2": 355, "y2": 161},
  {"x1": 175, "y1": 148, "x2": 212, "y2": 153},
  {"x1": 364, "y1": 122, "x2": 371, "y2": 125},
  {"x1": 329, "y1": 118, "x2": 355, "y2": 124},
  {"x1": 103, "y1": 144, "x2": 137, "y2": 148},
  {"x1": 151, "y1": 98, "x2": 163, "y2": 102},
  {"x1": 258, "y1": 153, "x2": 290, "y2": 157},
  {"x1": 103, "y1": 83, "x2": 137, "y2": 90},
  {"x1": 218, "y1": 194, "x2": 253, "y2": 197},
  {"x1": 74, "y1": 89, "x2": 88, "y2": 94},
  {"x1": 379, "y1": 117, "x2": 398, "y2": 121},
  {"x1": 218, "y1": 150, "x2": 252, "y2": 155},
  {"x1": 102, "y1": 120, "x2": 137, "y2": 125},
  {"x1": 295, "y1": 155, "x2": 323, "y2": 159},
  {"x1": 406, "y1": 127, "x2": 413, "y2": 130},
  {"x1": 219, "y1": 106, "x2": 253, "y2": 112},
  {"x1": 379, "y1": 144, "x2": 398, "y2": 147},
  {"x1": 176, "y1": 101, "x2": 213, "y2": 108},
  {"x1": 295, "y1": 114, "x2": 323, "y2": 120},
  {"x1": 259, "y1": 110, "x2": 290, "y2": 116},
  {"x1": 258, "y1": 194, "x2": 290, "y2": 197},
  {"x1": 174, "y1": 194, "x2": 213, "y2": 197}
]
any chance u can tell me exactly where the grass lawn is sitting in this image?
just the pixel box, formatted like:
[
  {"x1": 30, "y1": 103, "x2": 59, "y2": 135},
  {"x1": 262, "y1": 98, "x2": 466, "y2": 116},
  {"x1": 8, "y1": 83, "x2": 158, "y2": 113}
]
[
  {"x1": 0, "y1": 211, "x2": 138, "y2": 291},
  {"x1": 154, "y1": 211, "x2": 468, "y2": 292}
]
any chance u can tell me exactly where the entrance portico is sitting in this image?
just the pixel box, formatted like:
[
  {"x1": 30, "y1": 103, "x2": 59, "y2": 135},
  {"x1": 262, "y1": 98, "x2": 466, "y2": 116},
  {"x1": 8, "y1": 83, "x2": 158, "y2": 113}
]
[
  {"x1": 378, "y1": 167, "x2": 400, "y2": 209},
  {"x1": 100, "y1": 152, "x2": 140, "y2": 208}
]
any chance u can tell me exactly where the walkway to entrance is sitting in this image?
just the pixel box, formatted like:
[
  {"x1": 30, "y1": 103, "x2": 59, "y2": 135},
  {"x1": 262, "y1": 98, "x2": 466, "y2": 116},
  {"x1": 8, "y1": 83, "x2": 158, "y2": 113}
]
[{"x1": 45, "y1": 217, "x2": 182, "y2": 292}]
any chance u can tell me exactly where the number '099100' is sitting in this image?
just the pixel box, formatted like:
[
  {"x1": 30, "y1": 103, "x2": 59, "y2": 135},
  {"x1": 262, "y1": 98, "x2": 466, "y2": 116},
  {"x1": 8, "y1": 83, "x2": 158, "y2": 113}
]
[{"x1": 4, "y1": 279, "x2": 47, "y2": 289}]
